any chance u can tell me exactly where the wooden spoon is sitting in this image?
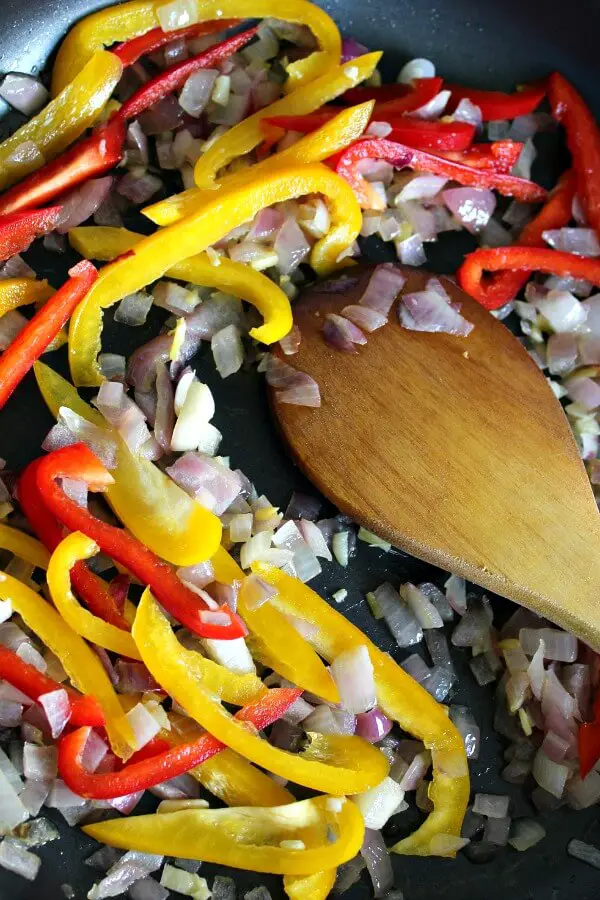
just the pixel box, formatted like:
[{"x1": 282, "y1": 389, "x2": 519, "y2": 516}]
[{"x1": 269, "y1": 263, "x2": 600, "y2": 650}]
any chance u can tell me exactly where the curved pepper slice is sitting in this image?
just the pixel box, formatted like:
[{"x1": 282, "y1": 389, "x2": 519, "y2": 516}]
[
  {"x1": 144, "y1": 101, "x2": 373, "y2": 225},
  {"x1": 133, "y1": 588, "x2": 388, "y2": 794},
  {"x1": 212, "y1": 546, "x2": 339, "y2": 704},
  {"x1": 342, "y1": 77, "x2": 442, "y2": 107},
  {"x1": 0, "y1": 572, "x2": 135, "y2": 758},
  {"x1": 113, "y1": 20, "x2": 238, "y2": 65},
  {"x1": 193, "y1": 53, "x2": 380, "y2": 189},
  {"x1": 69, "y1": 162, "x2": 361, "y2": 387},
  {"x1": 52, "y1": 0, "x2": 341, "y2": 95},
  {"x1": 458, "y1": 245, "x2": 600, "y2": 307},
  {"x1": 84, "y1": 795, "x2": 363, "y2": 874},
  {"x1": 0, "y1": 278, "x2": 54, "y2": 316},
  {"x1": 252, "y1": 563, "x2": 470, "y2": 858},
  {"x1": 1, "y1": 51, "x2": 122, "y2": 191},
  {"x1": 457, "y1": 171, "x2": 576, "y2": 309},
  {"x1": 47, "y1": 531, "x2": 142, "y2": 659},
  {"x1": 436, "y1": 140, "x2": 524, "y2": 174},
  {"x1": 332, "y1": 137, "x2": 547, "y2": 210},
  {"x1": 59, "y1": 688, "x2": 298, "y2": 798},
  {"x1": 36, "y1": 444, "x2": 246, "y2": 641},
  {"x1": 446, "y1": 82, "x2": 546, "y2": 122},
  {"x1": 0, "y1": 208, "x2": 62, "y2": 263},
  {"x1": 68, "y1": 225, "x2": 294, "y2": 348},
  {"x1": 34, "y1": 361, "x2": 222, "y2": 567},
  {"x1": 0, "y1": 646, "x2": 104, "y2": 726},
  {"x1": 0, "y1": 260, "x2": 97, "y2": 412},
  {"x1": 0, "y1": 523, "x2": 50, "y2": 570}
]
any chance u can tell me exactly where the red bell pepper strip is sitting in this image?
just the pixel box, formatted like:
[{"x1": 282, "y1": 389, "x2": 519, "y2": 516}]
[
  {"x1": 264, "y1": 114, "x2": 475, "y2": 152},
  {"x1": 548, "y1": 71, "x2": 600, "y2": 240},
  {"x1": 456, "y1": 170, "x2": 576, "y2": 309},
  {"x1": 0, "y1": 260, "x2": 97, "y2": 411},
  {"x1": 18, "y1": 457, "x2": 131, "y2": 631},
  {"x1": 436, "y1": 140, "x2": 524, "y2": 174},
  {"x1": 458, "y1": 245, "x2": 600, "y2": 309},
  {"x1": 0, "y1": 646, "x2": 104, "y2": 727},
  {"x1": 447, "y1": 82, "x2": 546, "y2": 121},
  {"x1": 117, "y1": 26, "x2": 259, "y2": 122},
  {"x1": 112, "y1": 20, "x2": 240, "y2": 67},
  {"x1": 0, "y1": 207, "x2": 62, "y2": 263},
  {"x1": 0, "y1": 117, "x2": 125, "y2": 216},
  {"x1": 341, "y1": 79, "x2": 439, "y2": 106},
  {"x1": 578, "y1": 722, "x2": 600, "y2": 779},
  {"x1": 58, "y1": 687, "x2": 301, "y2": 798},
  {"x1": 332, "y1": 138, "x2": 547, "y2": 209},
  {"x1": 35, "y1": 444, "x2": 247, "y2": 641},
  {"x1": 372, "y1": 78, "x2": 445, "y2": 118}
]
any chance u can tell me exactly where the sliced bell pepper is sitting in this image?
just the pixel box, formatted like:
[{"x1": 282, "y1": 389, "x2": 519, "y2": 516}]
[
  {"x1": 458, "y1": 170, "x2": 576, "y2": 309},
  {"x1": 113, "y1": 19, "x2": 239, "y2": 65},
  {"x1": 332, "y1": 137, "x2": 547, "y2": 210},
  {"x1": 0, "y1": 523, "x2": 50, "y2": 569},
  {"x1": 212, "y1": 546, "x2": 340, "y2": 704},
  {"x1": 447, "y1": 82, "x2": 546, "y2": 121},
  {"x1": 193, "y1": 53, "x2": 381, "y2": 189},
  {"x1": 548, "y1": 71, "x2": 600, "y2": 239},
  {"x1": 69, "y1": 162, "x2": 361, "y2": 386},
  {"x1": 458, "y1": 245, "x2": 600, "y2": 309},
  {"x1": 68, "y1": 225, "x2": 294, "y2": 349},
  {"x1": 117, "y1": 26, "x2": 259, "y2": 121},
  {"x1": 342, "y1": 77, "x2": 442, "y2": 106},
  {"x1": 0, "y1": 260, "x2": 97, "y2": 412},
  {"x1": 265, "y1": 113, "x2": 475, "y2": 151},
  {"x1": 36, "y1": 444, "x2": 246, "y2": 641},
  {"x1": 52, "y1": 0, "x2": 341, "y2": 96},
  {"x1": 0, "y1": 278, "x2": 54, "y2": 316},
  {"x1": 47, "y1": 531, "x2": 142, "y2": 659},
  {"x1": 0, "y1": 646, "x2": 104, "y2": 726},
  {"x1": 436, "y1": 140, "x2": 523, "y2": 173},
  {"x1": 0, "y1": 208, "x2": 62, "y2": 263},
  {"x1": 578, "y1": 721, "x2": 600, "y2": 779},
  {"x1": 133, "y1": 587, "x2": 389, "y2": 794},
  {"x1": 19, "y1": 456, "x2": 131, "y2": 631},
  {"x1": 372, "y1": 77, "x2": 445, "y2": 118},
  {"x1": 0, "y1": 116, "x2": 125, "y2": 216},
  {"x1": 144, "y1": 101, "x2": 373, "y2": 225},
  {"x1": 83, "y1": 794, "x2": 363, "y2": 875},
  {"x1": 0, "y1": 571, "x2": 135, "y2": 758},
  {"x1": 34, "y1": 361, "x2": 222, "y2": 567},
  {"x1": 0, "y1": 51, "x2": 122, "y2": 192},
  {"x1": 59, "y1": 687, "x2": 298, "y2": 798},
  {"x1": 253, "y1": 563, "x2": 470, "y2": 857}
]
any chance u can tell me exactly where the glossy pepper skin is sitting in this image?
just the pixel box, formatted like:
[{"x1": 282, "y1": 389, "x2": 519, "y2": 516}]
[
  {"x1": 0, "y1": 278, "x2": 54, "y2": 317},
  {"x1": 0, "y1": 646, "x2": 104, "y2": 727},
  {"x1": 19, "y1": 457, "x2": 131, "y2": 631},
  {"x1": 332, "y1": 137, "x2": 547, "y2": 210},
  {"x1": 0, "y1": 523, "x2": 50, "y2": 570},
  {"x1": 456, "y1": 171, "x2": 576, "y2": 308},
  {"x1": 342, "y1": 76, "x2": 443, "y2": 107},
  {"x1": 35, "y1": 444, "x2": 247, "y2": 641},
  {"x1": 446, "y1": 82, "x2": 546, "y2": 121},
  {"x1": 0, "y1": 116, "x2": 125, "y2": 216},
  {"x1": 112, "y1": 20, "x2": 239, "y2": 66},
  {"x1": 548, "y1": 71, "x2": 600, "y2": 239},
  {"x1": 117, "y1": 26, "x2": 259, "y2": 121},
  {"x1": 436, "y1": 140, "x2": 524, "y2": 173},
  {"x1": 0, "y1": 208, "x2": 62, "y2": 262},
  {"x1": 458, "y1": 245, "x2": 600, "y2": 309},
  {"x1": 58, "y1": 688, "x2": 301, "y2": 798},
  {"x1": 0, "y1": 260, "x2": 97, "y2": 412},
  {"x1": 578, "y1": 721, "x2": 600, "y2": 779},
  {"x1": 68, "y1": 163, "x2": 361, "y2": 387}
]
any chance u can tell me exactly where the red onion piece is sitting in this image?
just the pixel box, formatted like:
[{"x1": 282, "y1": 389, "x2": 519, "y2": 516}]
[
  {"x1": 359, "y1": 263, "x2": 406, "y2": 314},
  {"x1": 274, "y1": 217, "x2": 311, "y2": 275},
  {"x1": 248, "y1": 207, "x2": 285, "y2": 241},
  {"x1": 264, "y1": 354, "x2": 299, "y2": 388},
  {"x1": 410, "y1": 89, "x2": 451, "y2": 120},
  {"x1": 341, "y1": 36, "x2": 369, "y2": 61},
  {"x1": 125, "y1": 121, "x2": 149, "y2": 166},
  {"x1": 138, "y1": 95, "x2": 184, "y2": 134},
  {"x1": 360, "y1": 829, "x2": 394, "y2": 899},
  {"x1": 323, "y1": 313, "x2": 367, "y2": 352},
  {"x1": 450, "y1": 705, "x2": 480, "y2": 759},
  {"x1": 543, "y1": 227, "x2": 600, "y2": 257},
  {"x1": 400, "y1": 289, "x2": 474, "y2": 336},
  {"x1": 565, "y1": 375, "x2": 600, "y2": 411},
  {"x1": 279, "y1": 324, "x2": 301, "y2": 356},
  {"x1": 398, "y1": 174, "x2": 447, "y2": 202},
  {"x1": 397, "y1": 233, "x2": 427, "y2": 267},
  {"x1": 443, "y1": 187, "x2": 497, "y2": 234},
  {"x1": 154, "y1": 362, "x2": 175, "y2": 451},
  {"x1": 115, "y1": 661, "x2": 161, "y2": 695},
  {"x1": 355, "y1": 708, "x2": 393, "y2": 743},
  {"x1": 55, "y1": 177, "x2": 114, "y2": 234},
  {"x1": 0, "y1": 73, "x2": 48, "y2": 115},
  {"x1": 330, "y1": 645, "x2": 376, "y2": 715},
  {"x1": 341, "y1": 304, "x2": 387, "y2": 332},
  {"x1": 118, "y1": 171, "x2": 162, "y2": 205},
  {"x1": 166, "y1": 452, "x2": 242, "y2": 515},
  {"x1": 452, "y1": 97, "x2": 483, "y2": 127},
  {"x1": 277, "y1": 374, "x2": 321, "y2": 407},
  {"x1": 179, "y1": 69, "x2": 219, "y2": 117},
  {"x1": 519, "y1": 627, "x2": 578, "y2": 663},
  {"x1": 127, "y1": 335, "x2": 173, "y2": 391},
  {"x1": 547, "y1": 332, "x2": 578, "y2": 375},
  {"x1": 176, "y1": 560, "x2": 215, "y2": 591}
]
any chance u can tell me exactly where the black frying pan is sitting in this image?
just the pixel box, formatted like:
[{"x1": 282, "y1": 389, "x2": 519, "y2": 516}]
[{"x1": 1, "y1": 1, "x2": 600, "y2": 898}]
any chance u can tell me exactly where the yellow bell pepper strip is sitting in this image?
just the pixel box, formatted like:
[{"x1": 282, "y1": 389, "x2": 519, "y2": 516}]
[
  {"x1": 69, "y1": 163, "x2": 361, "y2": 387},
  {"x1": 0, "y1": 570, "x2": 135, "y2": 759},
  {"x1": 52, "y1": 0, "x2": 340, "y2": 96},
  {"x1": 252, "y1": 563, "x2": 470, "y2": 858},
  {"x1": 0, "y1": 278, "x2": 53, "y2": 316},
  {"x1": 47, "y1": 531, "x2": 142, "y2": 660},
  {"x1": 34, "y1": 361, "x2": 221, "y2": 566},
  {"x1": 0, "y1": 52, "x2": 122, "y2": 192},
  {"x1": 0, "y1": 523, "x2": 50, "y2": 570},
  {"x1": 285, "y1": 871, "x2": 337, "y2": 900},
  {"x1": 193, "y1": 53, "x2": 381, "y2": 189},
  {"x1": 143, "y1": 101, "x2": 374, "y2": 226},
  {"x1": 212, "y1": 546, "x2": 339, "y2": 704},
  {"x1": 68, "y1": 225, "x2": 293, "y2": 346},
  {"x1": 133, "y1": 588, "x2": 389, "y2": 793},
  {"x1": 83, "y1": 794, "x2": 363, "y2": 874}
]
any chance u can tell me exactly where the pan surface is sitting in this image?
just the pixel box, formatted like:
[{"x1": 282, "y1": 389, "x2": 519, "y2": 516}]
[{"x1": 1, "y1": 1, "x2": 600, "y2": 898}]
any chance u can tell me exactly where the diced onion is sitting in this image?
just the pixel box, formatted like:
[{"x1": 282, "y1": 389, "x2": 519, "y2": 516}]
[
  {"x1": 330, "y1": 645, "x2": 376, "y2": 714},
  {"x1": 353, "y1": 776, "x2": 405, "y2": 829}
]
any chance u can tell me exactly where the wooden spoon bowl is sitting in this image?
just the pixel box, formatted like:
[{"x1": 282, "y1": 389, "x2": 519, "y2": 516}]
[{"x1": 269, "y1": 264, "x2": 600, "y2": 649}]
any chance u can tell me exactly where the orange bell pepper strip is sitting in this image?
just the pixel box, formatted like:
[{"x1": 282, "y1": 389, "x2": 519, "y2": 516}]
[{"x1": 252, "y1": 562, "x2": 470, "y2": 857}]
